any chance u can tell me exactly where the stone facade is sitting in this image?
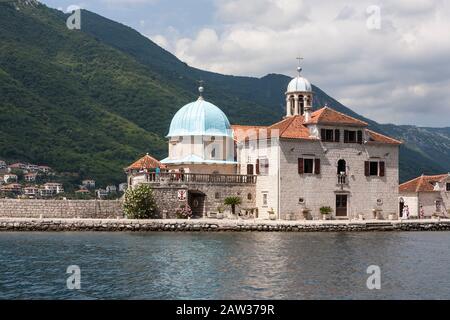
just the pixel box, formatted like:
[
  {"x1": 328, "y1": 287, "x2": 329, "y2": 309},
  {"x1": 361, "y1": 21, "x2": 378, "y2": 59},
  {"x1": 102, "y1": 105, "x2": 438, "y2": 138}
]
[
  {"x1": 238, "y1": 133, "x2": 400, "y2": 220},
  {"x1": 149, "y1": 182, "x2": 256, "y2": 218},
  {"x1": 0, "y1": 199, "x2": 124, "y2": 219}
]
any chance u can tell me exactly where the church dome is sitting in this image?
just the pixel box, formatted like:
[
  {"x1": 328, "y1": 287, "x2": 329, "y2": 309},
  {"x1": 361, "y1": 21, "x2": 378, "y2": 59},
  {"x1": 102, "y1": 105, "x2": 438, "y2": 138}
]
[
  {"x1": 167, "y1": 98, "x2": 233, "y2": 138},
  {"x1": 287, "y1": 76, "x2": 312, "y2": 93}
]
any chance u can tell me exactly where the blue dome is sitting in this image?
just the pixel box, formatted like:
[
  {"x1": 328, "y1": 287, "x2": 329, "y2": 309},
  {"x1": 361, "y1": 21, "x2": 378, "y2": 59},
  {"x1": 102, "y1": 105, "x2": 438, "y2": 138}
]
[
  {"x1": 167, "y1": 98, "x2": 233, "y2": 137},
  {"x1": 287, "y1": 76, "x2": 312, "y2": 93}
]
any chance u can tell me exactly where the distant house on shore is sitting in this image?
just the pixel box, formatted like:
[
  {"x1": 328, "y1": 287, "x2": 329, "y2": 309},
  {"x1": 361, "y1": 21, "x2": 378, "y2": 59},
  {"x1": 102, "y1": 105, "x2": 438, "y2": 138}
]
[
  {"x1": 399, "y1": 174, "x2": 450, "y2": 218},
  {"x1": 24, "y1": 186, "x2": 40, "y2": 198},
  {"x1": 1, "y1": 183, "x2": 22, "y2": 195},
  {"x1": 0, "y1": 160, "x2": 6, "y2": 171},
  {"x1": 119, "y1": 183, "x2": 128, "y2": 192},
  {"x1": 96, "y1": 189, "x2": 108, "y2": 199},
  {"x1": 42, "y1": 182, "x2": 64, "y2": 195},
  {"x1": 81, "y1": 179, "x2": 96, "y2": 189},
  {"x1": 26, "y1": 164, "x2": 39, "y2": 172},
  {"x1": 3, "y1": 174, "x2": 18, "y2": 183},
  {"x1": 24, "y1": 173, "x2": 37, "y2": 182},
  {"x1": 38, "y1": 165, "x2": 52, "y2": 174},
  {"x1": 106, "y1": 185, "x2": 117, "y2": 193},
  {"x1": 8, "y1": 162, "x2": 28, "y2": 172}
]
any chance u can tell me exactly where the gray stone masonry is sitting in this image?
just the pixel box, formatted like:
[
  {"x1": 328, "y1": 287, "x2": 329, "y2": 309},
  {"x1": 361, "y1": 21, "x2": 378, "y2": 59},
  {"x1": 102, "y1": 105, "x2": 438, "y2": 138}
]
[
  {"x1": 1, "y1": 217, "x2": 450, "y2": 232},
  {"x1": 0, "y1": 199, "x2": 124, "y2": 219}
]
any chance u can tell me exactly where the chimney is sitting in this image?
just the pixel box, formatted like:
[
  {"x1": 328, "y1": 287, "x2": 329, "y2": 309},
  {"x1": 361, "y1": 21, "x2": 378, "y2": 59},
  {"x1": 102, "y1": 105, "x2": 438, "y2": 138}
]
[
  {"x1": 304, "y1": 106, "x2": 312, "y2": 122},
  {"x1": 303, "y1": 95, "x2": 311, "y2": 122}
]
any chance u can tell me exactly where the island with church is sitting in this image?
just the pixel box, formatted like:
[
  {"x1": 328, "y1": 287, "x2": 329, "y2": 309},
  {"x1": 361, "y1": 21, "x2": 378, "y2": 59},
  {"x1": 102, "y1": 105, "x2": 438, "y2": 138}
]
[{"x1": 125, "y1": 64, "x2": 415, "y2": 221}]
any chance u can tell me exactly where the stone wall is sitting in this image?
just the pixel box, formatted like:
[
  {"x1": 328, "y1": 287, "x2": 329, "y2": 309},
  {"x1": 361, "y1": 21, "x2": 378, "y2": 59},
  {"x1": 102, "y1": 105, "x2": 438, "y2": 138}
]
[
  {"x1": 0, "y1": 199, "x2": 124, "y2": 219},
  {"x1": 1, "y1": 218, "x2": 450, "y2": 232}
]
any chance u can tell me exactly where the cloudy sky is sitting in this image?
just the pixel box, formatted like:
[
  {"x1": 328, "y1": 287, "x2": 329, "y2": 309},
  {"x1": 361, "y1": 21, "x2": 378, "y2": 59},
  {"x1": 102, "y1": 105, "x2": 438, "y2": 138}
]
[{"x1": 41, "y1": 0, "x2": 450, "y2": 127}]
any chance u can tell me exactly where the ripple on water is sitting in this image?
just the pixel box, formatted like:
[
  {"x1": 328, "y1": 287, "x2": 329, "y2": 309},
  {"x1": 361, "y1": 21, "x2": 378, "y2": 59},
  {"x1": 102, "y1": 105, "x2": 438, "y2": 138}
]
[{"x1": 1, "y1": 231, "x2": 450, "y2": 299}]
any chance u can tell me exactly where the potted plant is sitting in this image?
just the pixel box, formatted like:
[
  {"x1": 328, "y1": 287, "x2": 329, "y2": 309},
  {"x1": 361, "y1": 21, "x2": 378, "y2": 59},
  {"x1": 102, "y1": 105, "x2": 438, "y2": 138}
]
[
  {"x1": 224, "y1": 196, "x2": 242, "y2": 219},
  {"x1": 268, "y1": 208, "x2": 277, "y2": 220},
  {"x1": 217, "y1": 205, "x2": 225, "y2": 219},
  {"x1": 320, "y1": 206, "x2": 333, "y2": 220}
]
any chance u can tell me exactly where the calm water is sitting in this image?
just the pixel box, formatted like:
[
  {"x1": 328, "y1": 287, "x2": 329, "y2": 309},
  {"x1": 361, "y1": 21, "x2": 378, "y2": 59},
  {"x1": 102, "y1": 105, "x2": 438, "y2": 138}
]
[{"x1": 1, "y1": 231, "x2": 450, "y2": 299}]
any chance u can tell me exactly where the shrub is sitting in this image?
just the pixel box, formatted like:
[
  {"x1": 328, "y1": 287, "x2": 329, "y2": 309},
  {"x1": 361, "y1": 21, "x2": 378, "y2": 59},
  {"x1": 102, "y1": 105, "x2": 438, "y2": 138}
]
[
  {"x1": 320, "y1": 206, "x2": 333, "y2": 215},
  {"x1": 123, "y1": 185, "x2": 158, "y2": 219}
]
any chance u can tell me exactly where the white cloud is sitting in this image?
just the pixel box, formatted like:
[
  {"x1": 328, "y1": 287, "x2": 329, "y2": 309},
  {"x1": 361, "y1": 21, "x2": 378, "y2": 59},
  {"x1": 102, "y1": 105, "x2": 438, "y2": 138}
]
[{"x1": 147, "y1": 0, "x2": 450, "y2": 126}]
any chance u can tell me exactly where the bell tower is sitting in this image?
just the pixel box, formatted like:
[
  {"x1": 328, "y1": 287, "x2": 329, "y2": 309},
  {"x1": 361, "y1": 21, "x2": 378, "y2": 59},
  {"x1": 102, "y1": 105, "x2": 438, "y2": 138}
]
[{"x1": 285, "y1": 58, "x2": 313, "y2": 117}]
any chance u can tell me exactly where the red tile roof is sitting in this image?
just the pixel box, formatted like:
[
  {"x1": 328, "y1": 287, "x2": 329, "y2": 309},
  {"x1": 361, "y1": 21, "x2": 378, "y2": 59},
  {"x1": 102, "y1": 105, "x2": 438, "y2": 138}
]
[
  {"x1": 399, "y1": 174, "x2": 449, "y2": 193},
  {"x1": 126, "y1": 154, "x2": 165, "y2": 171},
  {"x1": 307, "y1": 107, "x2": 368, "y2": 127},
  {"x1": 269, "y1": 115, "x2": 315, "y2": 140},
  {"x1": 365, "y1": 129, "x2": 402, "y2": 145},
  {"x1": 232, "y1": 107, "x2": 400, "y2": 144}
]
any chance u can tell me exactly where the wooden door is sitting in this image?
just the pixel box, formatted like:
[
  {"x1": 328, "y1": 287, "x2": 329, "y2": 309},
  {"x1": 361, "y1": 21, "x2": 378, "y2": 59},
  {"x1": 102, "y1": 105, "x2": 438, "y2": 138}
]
[{"x1": 336, "y1": 195, "x2": 348, "y2": 217}]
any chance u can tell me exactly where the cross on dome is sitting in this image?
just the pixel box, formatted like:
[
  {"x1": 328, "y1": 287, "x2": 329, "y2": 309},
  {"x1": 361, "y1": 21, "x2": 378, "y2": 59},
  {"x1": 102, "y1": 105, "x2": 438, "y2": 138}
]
[
  {"x1": 198, "y1": 80, "x2": 205, "y2": 99},
  {"x1": 296, "y1": 56, "x2": 304, "y2": 75}
]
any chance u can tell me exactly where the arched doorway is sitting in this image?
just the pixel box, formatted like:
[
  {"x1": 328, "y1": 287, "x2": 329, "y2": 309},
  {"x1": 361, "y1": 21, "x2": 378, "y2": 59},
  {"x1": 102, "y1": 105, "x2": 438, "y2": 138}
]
[
  {"x1": 399, "y1": 197, "x2": 405, "y2": 217},
  {"x1": 188, "y1": 190, "x2": 206, "y2": 218}
]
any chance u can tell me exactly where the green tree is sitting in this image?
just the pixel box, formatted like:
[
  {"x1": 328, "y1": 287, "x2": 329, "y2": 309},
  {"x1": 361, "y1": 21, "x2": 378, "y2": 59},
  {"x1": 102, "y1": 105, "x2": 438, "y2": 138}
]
[
  {"x1": 123, "y1": 185, "x2": 158, "y2": 219},
  {"x1": 224, "y1": 196, "x2": 242, "y2": 216}
]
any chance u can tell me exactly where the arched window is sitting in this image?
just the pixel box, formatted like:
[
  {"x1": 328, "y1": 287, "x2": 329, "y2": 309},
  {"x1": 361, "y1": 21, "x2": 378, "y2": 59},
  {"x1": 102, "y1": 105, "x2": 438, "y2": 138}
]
[
  {"x1": 299, "y1": 95, "x2": 304, "y2": 115},
  {"x1": 337, "y1": 159, "x2": 346, "y2": 175},
  {"x1": 289, "y1": 95, "x2": 295, "y2": 115},
  {"x1": 247, "y1": 193, "x2": 252, "y2": 200},
  {"x1": 215, "y1": 192, "x2": 220, "y2": 199}
]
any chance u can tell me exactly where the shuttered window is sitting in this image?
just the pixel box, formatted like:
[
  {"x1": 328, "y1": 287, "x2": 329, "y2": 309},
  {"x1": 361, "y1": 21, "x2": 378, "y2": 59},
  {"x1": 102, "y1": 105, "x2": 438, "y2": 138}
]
[
  {"x1": 344, "y1": 130, "x2": 357, "y2": 143},
  {"x1": 247, "y1": 164, "x2": 254, "y2": 175},
  {"x1": 321, "y1": 129, "x2": 326, "y2": 142},
  {"x1": 365, "y1": 161, "x2": 385, "y2": 177},
  {"x1": 379, "y1": 161, "x2": 385, "y2": 177},
  {"x1": 321, "y1": 129, "x2": 335, "y2": 142},
  {"x1": 357, "y1": 130, "x2": 363, "y2": 144},
  {"x1": 298, "y1": 158, "x2": 304, "y2": 174},
  {"x1": 299, "y1": 158, "x2": 320, "y2": 174},
  {"x1": 314, "y1": 159, "x2": 321, "y2": 174},
  {"x1": 335, "y1": 129, "x2": 340, "y2": 142}
]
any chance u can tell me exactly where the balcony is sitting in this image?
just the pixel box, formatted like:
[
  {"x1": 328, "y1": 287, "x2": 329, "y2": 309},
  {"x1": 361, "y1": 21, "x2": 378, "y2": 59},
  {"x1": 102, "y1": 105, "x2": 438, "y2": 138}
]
[
  {"x1": 137, "y1": 172, "x2": 257, "y2": 185},
  {"x1": 337, "y1": 173, "x2": 348, "y2": 185}
]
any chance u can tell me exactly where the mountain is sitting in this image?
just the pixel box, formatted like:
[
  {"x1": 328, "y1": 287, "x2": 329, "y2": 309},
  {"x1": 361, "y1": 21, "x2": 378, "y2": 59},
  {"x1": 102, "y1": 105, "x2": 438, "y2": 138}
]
[{"x1": 0, "y1": 1, "x2": 448, "y2": 186}]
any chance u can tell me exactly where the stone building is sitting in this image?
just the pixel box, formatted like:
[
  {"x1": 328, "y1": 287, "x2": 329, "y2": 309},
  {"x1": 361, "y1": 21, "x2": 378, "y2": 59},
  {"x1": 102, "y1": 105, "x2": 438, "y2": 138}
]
[
  {"x1": 127, "y1": 65, "x2": 401, "y2": 220},
  {"x1": 399, "y1": 174, "x2": 450, "y2": 218}
]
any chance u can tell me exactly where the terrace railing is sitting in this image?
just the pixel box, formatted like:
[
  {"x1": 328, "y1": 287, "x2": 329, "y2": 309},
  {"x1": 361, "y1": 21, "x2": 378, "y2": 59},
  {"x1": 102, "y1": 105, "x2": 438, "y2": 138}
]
[{"x1": 142, "y1": 172, "x2": 257, "y2": 184}]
